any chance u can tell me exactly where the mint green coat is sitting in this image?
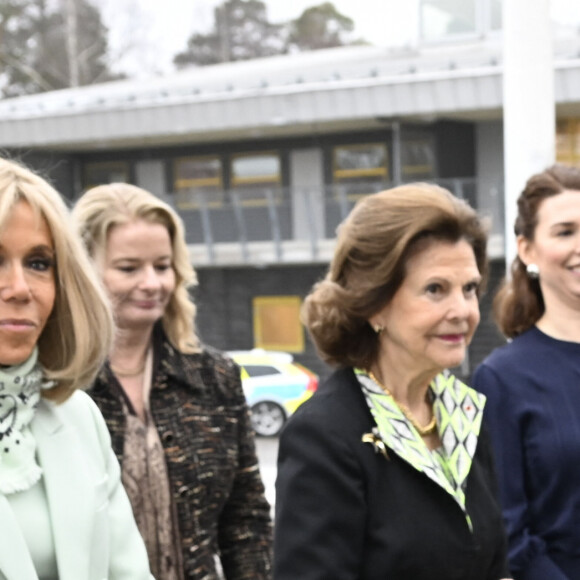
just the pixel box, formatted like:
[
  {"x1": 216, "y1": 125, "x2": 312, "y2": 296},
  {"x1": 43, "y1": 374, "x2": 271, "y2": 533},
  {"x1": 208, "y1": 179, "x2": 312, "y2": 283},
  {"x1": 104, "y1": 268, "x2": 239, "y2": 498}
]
[{"x1": 0, "y1": 391, "x2": 154, "y2": 580}]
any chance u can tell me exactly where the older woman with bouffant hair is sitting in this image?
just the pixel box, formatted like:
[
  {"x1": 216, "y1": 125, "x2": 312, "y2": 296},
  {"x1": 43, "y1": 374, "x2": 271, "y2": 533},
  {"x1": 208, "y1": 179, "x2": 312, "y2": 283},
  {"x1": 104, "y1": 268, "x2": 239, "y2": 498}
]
[
  {"x1": 302, "y1": 183, "x2": 488, "y2": 369},
  {"x1": 0, "y1": 157, "x2": 153, "y2": 578},
  {"x1": 275, "y1": 183, "x2": 510, "y2": 580}
]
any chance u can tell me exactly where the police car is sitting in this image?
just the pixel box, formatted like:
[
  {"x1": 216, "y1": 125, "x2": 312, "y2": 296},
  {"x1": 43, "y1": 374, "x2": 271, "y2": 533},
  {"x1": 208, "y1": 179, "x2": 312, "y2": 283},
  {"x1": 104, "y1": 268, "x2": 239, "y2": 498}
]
[{"x1": 228, "y1": 349, "x2": 319, "y2": 436}]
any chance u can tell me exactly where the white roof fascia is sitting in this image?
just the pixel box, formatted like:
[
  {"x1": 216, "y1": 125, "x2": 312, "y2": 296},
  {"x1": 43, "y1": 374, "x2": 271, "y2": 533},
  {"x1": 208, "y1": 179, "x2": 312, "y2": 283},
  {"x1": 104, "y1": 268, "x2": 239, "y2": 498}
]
[
  {"x1": 1, "y1": 54, "x2": 580, "y2": 149},
  {"x1": 0, "y1": 66, "x2": 504, "y2": 148}
]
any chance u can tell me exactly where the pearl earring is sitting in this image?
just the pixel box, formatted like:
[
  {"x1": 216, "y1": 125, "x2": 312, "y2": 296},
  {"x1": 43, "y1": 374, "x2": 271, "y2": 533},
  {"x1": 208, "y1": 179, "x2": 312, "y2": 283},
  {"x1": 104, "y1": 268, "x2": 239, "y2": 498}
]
[{"x1": 526, "y1": 263, "x2": 539, "y2": 279}]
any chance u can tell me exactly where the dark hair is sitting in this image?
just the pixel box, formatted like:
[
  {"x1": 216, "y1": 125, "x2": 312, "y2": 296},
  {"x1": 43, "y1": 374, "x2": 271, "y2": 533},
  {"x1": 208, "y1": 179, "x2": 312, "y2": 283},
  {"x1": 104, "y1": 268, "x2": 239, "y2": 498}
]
[
  {"x1": 494, "y1": 164, "x2": 580, "y2": 338},
  {"x1": 301, "y1": 183, "x2": 488, "y2": 369}
]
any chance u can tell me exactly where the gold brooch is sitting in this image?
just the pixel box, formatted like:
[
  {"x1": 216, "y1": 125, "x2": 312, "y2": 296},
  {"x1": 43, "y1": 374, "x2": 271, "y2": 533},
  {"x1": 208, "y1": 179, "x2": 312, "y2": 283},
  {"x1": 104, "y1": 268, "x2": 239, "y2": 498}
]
[{"x1": 362, "y1": 431, "x2": 389, "y2": 460}]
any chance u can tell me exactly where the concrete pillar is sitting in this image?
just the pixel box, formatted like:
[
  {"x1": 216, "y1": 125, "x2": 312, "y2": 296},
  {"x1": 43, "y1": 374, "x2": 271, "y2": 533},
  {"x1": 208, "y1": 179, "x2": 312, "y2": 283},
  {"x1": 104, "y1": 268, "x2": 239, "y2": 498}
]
[
  {"x1": 502, "y1": 0, "x2": 555, "y2": 269},
  {"x1": 289, "y1": 149, "x2": 325, "y2": 241},
  {"x1": 392, "y1": 121, "x2": 402, "y2": 185}
]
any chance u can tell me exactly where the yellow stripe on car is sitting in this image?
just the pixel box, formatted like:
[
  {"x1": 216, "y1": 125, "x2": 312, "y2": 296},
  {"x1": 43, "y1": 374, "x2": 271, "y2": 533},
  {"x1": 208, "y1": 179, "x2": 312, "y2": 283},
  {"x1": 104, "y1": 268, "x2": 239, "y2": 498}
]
[{"x1": 284, "y1": 390, "x2": 315, "y2": 414}]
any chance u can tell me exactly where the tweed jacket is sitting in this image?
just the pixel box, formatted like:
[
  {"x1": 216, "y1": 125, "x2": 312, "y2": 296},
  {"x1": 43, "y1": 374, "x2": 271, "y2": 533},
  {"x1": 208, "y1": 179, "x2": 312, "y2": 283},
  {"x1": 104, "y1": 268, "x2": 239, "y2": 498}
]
[{"x1": 86, "y1": 325, "x2": 273, "y2": 580}]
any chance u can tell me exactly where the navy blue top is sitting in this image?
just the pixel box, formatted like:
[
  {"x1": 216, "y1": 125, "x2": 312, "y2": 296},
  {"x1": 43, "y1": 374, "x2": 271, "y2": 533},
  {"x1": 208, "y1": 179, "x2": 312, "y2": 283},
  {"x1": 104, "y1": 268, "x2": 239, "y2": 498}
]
[{"x1": 472, "y1": 326, "x2": 580, "y2": 580}]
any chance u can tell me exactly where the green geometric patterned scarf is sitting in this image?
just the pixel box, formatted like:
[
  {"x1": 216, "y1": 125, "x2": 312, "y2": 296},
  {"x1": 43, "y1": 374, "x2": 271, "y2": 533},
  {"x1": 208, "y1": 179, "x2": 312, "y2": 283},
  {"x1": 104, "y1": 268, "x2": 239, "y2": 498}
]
[{"x1": 356, "y1": 370, "x2": 486, "y2": 530}]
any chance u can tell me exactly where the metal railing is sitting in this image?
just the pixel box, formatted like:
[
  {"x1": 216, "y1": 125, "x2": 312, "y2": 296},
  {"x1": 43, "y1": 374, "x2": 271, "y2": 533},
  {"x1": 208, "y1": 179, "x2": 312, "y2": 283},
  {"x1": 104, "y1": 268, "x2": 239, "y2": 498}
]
[{"x1": 164, "y1": 178, "x2": 504, "y2": 265}]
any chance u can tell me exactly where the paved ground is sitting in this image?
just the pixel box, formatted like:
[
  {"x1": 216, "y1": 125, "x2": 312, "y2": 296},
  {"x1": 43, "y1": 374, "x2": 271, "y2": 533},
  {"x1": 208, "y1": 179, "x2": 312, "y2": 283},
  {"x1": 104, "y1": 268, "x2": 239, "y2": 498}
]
[{"x1": 255, "y1": 435, "x2": 279, "y2": 512}]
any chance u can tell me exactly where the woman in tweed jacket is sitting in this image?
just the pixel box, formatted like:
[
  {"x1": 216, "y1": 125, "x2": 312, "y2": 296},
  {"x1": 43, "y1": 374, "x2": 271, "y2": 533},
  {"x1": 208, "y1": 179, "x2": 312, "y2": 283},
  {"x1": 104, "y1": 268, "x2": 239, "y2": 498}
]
[{"x1": 73, "y1": 183, "x2": 272, "y2": 580}]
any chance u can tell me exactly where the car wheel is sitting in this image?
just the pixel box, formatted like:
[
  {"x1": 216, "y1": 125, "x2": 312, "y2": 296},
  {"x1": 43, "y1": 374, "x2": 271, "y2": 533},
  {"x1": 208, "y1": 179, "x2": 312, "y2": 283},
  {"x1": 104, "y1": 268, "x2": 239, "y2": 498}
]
[{"x1": 251, "y1": 402, "x2": 286, "y2": 436}]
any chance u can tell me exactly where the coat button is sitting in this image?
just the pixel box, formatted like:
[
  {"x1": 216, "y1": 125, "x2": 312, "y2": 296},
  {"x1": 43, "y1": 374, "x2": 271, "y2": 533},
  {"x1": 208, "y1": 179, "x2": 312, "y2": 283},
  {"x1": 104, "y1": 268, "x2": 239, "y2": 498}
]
[
  {"x1": 178, "y1": 485, "x2": 188, "y2": 497},
  {"x1": 162, "y1": 431, "x2": 174, "y2": 443}
]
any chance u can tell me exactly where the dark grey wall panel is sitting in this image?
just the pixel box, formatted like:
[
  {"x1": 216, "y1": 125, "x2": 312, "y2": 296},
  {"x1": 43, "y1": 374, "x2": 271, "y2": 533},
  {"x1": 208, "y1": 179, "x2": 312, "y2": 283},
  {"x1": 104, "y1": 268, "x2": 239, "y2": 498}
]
[
  {"x1": 195, "y1": 260, "x2": 508, "y2": 384},
  {"x1": 195, "y1": 264, "x2": 331, "y2": 379}
]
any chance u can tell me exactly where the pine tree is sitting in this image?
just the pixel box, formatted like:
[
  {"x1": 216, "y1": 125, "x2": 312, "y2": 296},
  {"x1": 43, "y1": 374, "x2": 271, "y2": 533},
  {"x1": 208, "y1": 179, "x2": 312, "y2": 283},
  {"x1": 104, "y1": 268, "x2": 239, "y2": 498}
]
[
  {"x1": 173, "y1": 0, "x2": 285, "y2": 68},
  {"x1": 0, "y1": 0, "x2": 122, "y2": 97},
  {"x1": 287, "y1": 2, "x2": 358, "y2": 52}
]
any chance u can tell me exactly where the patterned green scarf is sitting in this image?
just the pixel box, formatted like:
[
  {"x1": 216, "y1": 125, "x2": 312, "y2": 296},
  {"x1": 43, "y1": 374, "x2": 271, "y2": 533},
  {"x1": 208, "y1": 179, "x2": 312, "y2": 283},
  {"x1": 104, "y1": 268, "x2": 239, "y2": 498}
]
[{"x1": 356, "y1": 370, "x2": 486, "y2": 529}]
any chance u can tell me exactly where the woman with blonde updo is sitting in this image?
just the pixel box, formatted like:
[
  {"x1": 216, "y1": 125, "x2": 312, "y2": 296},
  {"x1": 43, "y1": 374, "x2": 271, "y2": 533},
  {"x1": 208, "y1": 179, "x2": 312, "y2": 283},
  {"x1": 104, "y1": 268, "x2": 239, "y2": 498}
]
[{"x1": 274, "y1": 183, "x2": 510, "y2": 580}]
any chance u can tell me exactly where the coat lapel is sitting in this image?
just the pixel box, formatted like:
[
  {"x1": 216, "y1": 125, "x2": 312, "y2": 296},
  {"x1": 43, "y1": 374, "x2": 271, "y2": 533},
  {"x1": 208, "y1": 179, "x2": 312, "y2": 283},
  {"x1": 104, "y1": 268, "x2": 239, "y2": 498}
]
[
  {"x1": 32, "y1": 399, "x2": 92, "y2": 580},
  {"x1": 0, "y1": 493, "x2": 39, "y2": 580}
]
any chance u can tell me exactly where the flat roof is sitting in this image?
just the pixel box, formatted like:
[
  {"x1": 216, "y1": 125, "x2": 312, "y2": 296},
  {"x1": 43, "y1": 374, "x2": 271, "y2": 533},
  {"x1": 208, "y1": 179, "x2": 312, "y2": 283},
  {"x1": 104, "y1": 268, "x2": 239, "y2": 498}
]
[{"x1": 1, "y1": 37, "x2": 579, "y2": 149}]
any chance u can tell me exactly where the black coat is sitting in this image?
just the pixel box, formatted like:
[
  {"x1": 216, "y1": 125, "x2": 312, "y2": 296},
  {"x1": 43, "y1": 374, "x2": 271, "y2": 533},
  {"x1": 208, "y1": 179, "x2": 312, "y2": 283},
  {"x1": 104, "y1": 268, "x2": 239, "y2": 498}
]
[{"x1": 274, "y1": 367, "x2": 509, "y2": 580}]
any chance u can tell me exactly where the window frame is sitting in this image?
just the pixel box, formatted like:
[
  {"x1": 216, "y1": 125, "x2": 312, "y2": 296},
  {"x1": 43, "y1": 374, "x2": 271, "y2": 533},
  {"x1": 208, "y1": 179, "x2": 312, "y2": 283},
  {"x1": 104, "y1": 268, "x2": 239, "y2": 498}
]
[
  {"x1": 556, "y1": 119, "x2": 580, "y2": 166},
  {"x1": 83, "y1": 161, "x2": 130, "y2": 190},
  {"x1": 401, "y1": 136, "x2": 437, "y2": 180},
  {"x1": 230, "y1": 151, "x2": 283, "y2": 207},
  {"x1": 332, "y1": 142, "x2": 389, "y2": 201},
  {"x1": 173, "y1": 155, "x2": 224, "y2": 210}
]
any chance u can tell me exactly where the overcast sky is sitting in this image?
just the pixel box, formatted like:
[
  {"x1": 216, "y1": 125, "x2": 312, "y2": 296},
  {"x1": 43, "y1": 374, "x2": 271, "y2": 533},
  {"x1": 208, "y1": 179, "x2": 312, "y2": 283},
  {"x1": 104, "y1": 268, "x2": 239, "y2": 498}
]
[{"x1": 99, "y1": 0, "x2": 580, "y2": 78}]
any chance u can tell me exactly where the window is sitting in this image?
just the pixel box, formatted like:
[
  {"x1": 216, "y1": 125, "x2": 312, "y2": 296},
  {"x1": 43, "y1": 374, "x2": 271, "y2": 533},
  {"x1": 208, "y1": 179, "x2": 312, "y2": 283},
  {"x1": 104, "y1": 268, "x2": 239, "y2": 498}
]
[
  {"x1": 401, "y1": 137, "x2": 436, "y2": 180},
  {"x1": 84, "y1": 162, "x2": 129, "y2": 189},
  {"x1": 420, "y1": 0, "x2": 504, "y2": 42},
  {"x1": 174, "y1": 156, "x2": 223, "y2": 209},
  {"x1": 421, "y1": 0, "x2": 477, "y2": 41},
  {"x1": 253, "y1": 296, "x2": 304, "y2": 353},
  {"x1": 230, "y1": 152, "x2": 282, "y2": 206},
  {"x1": 489, "y1": 0, "x2": 502, "y2": 31},
  {"x1": 556, "y1": 120, "x2": 580, "y2": 166},
  {"x1": 333, "y1": 143, "x2": 388, "y2": 200}
]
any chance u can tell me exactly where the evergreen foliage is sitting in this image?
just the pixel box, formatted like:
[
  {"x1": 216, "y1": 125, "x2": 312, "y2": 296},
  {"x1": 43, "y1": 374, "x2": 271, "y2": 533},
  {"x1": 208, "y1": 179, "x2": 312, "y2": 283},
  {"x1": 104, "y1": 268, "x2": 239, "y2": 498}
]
[{"x1": 0, "y1": 0, "x2": 121, "y2": 97}]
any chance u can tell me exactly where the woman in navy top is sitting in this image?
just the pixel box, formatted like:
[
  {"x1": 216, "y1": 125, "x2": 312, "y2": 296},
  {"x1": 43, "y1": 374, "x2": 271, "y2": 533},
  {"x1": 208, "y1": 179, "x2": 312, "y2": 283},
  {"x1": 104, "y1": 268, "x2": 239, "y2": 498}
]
[{"x1": 472, "y1": 164, "x2": 580, "y2": 580}]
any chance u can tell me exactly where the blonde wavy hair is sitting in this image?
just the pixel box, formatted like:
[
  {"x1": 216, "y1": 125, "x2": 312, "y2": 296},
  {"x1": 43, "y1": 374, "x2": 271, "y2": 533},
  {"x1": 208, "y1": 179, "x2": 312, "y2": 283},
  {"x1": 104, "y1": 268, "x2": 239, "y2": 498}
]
[
  {"x1": 0, "y1": 157, "x2": 114, "y2": 402},
  {"x1": 302, "y1": 183, "x2": 488, "y2": 370},
  {"x1": 72, "y1": 183, "x2": 199, "y2": 353}
]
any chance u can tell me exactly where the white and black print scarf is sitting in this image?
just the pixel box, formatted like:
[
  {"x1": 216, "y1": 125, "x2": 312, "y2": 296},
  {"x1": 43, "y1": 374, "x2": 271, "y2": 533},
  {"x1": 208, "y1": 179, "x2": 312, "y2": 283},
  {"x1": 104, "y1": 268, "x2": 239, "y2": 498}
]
[{"x1": 0, "y1": 348, "x2": 48, "y2": 494}]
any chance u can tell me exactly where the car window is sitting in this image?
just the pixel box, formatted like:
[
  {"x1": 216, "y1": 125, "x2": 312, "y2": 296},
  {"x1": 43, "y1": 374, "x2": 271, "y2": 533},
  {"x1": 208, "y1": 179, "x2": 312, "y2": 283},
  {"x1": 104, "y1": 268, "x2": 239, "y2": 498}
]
[{"x1": 242, "y1": 364, "x2": 281, "y2": 377}]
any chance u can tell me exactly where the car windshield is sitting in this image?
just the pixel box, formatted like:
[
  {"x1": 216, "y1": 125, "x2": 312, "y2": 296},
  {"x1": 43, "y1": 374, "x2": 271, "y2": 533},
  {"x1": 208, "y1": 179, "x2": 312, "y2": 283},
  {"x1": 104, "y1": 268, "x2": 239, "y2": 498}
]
[{"x1": 243, "y1": 365, "x2": 281, "y2": 377}]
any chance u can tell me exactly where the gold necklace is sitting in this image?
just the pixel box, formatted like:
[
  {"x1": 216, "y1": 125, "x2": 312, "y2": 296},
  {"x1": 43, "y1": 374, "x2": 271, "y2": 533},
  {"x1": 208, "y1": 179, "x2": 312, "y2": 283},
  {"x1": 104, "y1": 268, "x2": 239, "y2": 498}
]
[
  {"x1": 110, "y1": 362, "x2": 145, "y2": 378},
  {"x1": 368, "y1": 371, "x2": 437, "y2": 437}
]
